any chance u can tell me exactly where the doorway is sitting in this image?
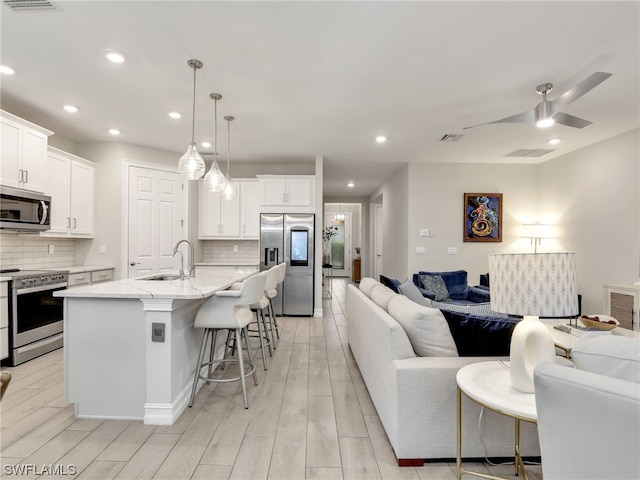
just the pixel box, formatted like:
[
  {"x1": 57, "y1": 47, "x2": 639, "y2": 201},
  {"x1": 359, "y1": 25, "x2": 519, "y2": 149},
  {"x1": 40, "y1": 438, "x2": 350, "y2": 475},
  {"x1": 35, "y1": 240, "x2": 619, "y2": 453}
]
[
  {"x1": 323, "y1": 203, "x2": 362, "y2": 279},
  {"x1": 126, "y1": 164, "x2": 185, "y2": 278}
]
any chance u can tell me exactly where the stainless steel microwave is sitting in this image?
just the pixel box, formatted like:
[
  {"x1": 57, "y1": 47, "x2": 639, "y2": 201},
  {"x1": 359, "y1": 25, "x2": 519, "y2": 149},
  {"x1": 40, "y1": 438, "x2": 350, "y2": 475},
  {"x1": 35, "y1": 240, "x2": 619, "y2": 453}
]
[{"x1": 0, "y1": 185, "x2": 51, "y2": 231}]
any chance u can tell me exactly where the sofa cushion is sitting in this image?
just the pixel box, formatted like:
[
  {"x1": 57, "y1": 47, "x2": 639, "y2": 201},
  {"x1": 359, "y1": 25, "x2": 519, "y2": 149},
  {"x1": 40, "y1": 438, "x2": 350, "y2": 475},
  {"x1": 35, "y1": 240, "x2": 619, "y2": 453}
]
[
  {"x1": 420, "y1": 274, "x2": 451, "y2": 301},
  {"x1": 370, "y1": 285, "x2": 396, "y2": 312},
  {"x1": 379, "y1": 275, "x2": 401, "y2": 293},
  {"x1": 571, "y1": 335, "x2": 640, "y2": 383},
  {"x1": 359, "y1": 277, "x2": 380, "y2": 297},
  {"x1": 387, "y1": 295, "x2": 458, "y2": 357},
  {"x1": 441, "y1": 310, "x2": 519, "y2": 356},
  {"x1": 398, "y1": 279, "x2": 428, "y2": 306}
]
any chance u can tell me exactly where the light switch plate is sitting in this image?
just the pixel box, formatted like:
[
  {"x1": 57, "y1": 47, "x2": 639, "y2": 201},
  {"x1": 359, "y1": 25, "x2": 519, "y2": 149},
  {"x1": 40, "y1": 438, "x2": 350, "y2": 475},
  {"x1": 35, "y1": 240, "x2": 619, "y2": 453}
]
[
  {"x1": 420, "y1": 229, "x2": 429, "y2": 237},
  {"x1": 447, "y1": 247, "x2": 457, "y2": 255},
  {"x1": 416, "y1": 246, "x2": 426, "y2": 255}
]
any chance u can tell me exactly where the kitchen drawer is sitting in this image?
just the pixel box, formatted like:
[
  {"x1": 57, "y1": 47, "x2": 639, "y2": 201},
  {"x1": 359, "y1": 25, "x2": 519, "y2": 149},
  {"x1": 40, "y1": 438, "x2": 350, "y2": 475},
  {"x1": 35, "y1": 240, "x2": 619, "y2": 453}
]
[
  {"x1": 68, "y1": 272, "x2": 91, "y2": 287},
  {"x1": 91, "y1": 269, "x2": 113, "y2": 283},
  {"x1": 0, "y1": 327, "x2": 8, "y2": 360}
]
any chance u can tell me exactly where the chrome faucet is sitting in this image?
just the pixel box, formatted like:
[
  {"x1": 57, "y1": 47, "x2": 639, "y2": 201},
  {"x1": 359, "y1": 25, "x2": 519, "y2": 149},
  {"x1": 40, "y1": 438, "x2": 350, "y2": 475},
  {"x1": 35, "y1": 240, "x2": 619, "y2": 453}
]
[{"x1": 173, "y1": 239, "x2": 195, "y2": 279}]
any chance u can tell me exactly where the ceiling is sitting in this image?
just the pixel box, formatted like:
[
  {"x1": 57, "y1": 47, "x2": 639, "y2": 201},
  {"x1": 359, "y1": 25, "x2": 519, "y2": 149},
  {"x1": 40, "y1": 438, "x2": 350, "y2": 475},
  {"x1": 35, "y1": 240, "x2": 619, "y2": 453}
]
[{"x1": 1, "y1": 1, "x2": 638, "y2": 197}]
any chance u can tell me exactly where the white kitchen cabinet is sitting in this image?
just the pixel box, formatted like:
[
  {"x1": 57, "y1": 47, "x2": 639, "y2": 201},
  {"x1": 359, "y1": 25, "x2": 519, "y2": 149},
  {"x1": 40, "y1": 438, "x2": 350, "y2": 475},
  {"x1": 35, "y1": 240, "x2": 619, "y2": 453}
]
[
  {"x1": 42, "y1": 147, "x2": 95, "y2": 238},
  {"x1": 91, "y1": 269, "x2": 114, "y2": 284},
  {"x1": 257, "y1": 175, "x2": 315, "y2": 212},
  {"x1": 0, "y1": 110, "x2": 53, "y2": 193},
  {"x1": 199, "y1": 179, "x2": 259, "y2": 239},
  {"x1": 67, "y1": 268, "x2": 114, "y2": 288},
  {"x1": 0, "y1": 281, "x2": 9, "y2": 361},
  {"x1": 199, "y1": 180, "x2": 241, "y2": 238},
  {"x1": 240, "y1": 179, "x2": 259, "y2": 238}
]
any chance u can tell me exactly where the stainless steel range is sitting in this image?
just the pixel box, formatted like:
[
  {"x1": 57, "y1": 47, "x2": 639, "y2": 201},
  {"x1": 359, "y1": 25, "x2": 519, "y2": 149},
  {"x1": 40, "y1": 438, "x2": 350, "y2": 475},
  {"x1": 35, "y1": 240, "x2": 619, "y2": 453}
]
[{"x1": 1, "y1": 269, "x2": 68, "y2": 365}]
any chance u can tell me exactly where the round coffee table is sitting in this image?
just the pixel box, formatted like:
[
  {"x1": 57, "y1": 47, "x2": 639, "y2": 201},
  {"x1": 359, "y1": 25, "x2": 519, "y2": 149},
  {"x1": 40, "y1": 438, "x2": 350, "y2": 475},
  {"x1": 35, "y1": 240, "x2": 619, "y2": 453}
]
[{"x1": 456, "y1": 361, "x2": 537, "y2": 480}]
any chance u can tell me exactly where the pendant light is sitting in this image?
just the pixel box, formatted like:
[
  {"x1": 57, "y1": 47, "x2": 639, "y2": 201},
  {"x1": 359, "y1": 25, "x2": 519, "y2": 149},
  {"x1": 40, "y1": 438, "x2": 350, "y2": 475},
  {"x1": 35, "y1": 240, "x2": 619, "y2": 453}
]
[
  {"x1": 203, "y1": 93, "x2": 227, "y2": 192},
  {"x1": 178, "y1": 59, "x2": 205, "y2": 180},
  {"x1": 222, "y1": 115, "x2": 237, "y2": 200}
]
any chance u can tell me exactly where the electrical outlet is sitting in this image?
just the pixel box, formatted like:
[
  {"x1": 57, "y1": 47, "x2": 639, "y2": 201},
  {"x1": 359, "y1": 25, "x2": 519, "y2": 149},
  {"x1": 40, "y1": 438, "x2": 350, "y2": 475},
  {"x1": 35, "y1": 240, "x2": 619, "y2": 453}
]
[
  {"x1": 99, "y1": 245, "x2": 107, "y2": 254},
  {"x1": 48, "y1": 244, "x2": 55, "y2": 254},
  {"x1": 415, "y1": 246, "x2": 426, "y2": 255},
  {"x1": 233, "y1": 245, "x2": 239, "y2": 252},
  {"x1": 447, "y1": 247, "x2": 457, "y2": 255}
]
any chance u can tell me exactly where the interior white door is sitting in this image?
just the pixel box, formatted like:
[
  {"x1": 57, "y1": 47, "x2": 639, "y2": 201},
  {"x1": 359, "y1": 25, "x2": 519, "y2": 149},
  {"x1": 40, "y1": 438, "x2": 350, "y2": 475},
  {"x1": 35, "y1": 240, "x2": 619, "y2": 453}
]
[
  {"x1": 127, "y1": 165, "x2": 184, "y2": 278},
  {"x1": 374, "y1": 204, "x2": 383, "y2": 282}
]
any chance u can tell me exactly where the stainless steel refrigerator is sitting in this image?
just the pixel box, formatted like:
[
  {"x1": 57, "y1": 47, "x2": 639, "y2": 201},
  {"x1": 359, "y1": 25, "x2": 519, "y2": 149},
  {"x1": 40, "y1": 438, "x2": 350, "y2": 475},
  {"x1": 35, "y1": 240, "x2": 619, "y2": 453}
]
[{"x1": 260, "y1": 213, "x2": 315, "y2": 316}]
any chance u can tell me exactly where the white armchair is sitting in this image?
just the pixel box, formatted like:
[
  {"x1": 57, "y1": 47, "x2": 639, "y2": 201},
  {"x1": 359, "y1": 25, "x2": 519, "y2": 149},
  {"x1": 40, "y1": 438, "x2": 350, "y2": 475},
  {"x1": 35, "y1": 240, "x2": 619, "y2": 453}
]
[{"x1": 534, "y1": 335, "x2": 640, "y2": 480}]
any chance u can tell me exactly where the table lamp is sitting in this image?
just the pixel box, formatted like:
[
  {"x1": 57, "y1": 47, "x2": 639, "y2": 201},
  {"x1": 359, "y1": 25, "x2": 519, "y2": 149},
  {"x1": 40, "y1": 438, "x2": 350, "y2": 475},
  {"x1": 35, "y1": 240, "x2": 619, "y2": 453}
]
[{"x1": 489, "y1": 252, "x2": 579, "y2": 393}]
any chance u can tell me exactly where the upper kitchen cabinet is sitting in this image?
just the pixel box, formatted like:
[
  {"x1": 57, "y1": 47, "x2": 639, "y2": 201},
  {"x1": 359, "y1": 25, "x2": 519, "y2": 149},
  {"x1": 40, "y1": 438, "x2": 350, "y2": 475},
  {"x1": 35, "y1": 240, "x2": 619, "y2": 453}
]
[
  {"x1": 0, "y1": 110, "x2": 53, "y2": 193},
  {"x1": 199, "y1": 179, "x2": 259, "y2": 239},
  {"x1": 42, "y1": 147, "x2": 95, "y2": 238},
  {"x1": 257, "y1": 175, "x2": 315, "y2": 212},
  {"x1": 240, "y1": 179, "x2": 259, "y2": 238},
  {"x1": 199, "y1": 180, "x2": 241, "y2": 238}
]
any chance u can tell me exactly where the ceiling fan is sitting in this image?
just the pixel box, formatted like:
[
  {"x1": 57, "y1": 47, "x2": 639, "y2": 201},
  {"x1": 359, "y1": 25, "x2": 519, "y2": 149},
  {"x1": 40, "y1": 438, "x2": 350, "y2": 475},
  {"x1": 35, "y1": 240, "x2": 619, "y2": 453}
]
[{"x1": 465, "y1": 71, "x2": 612, "y2": 130}]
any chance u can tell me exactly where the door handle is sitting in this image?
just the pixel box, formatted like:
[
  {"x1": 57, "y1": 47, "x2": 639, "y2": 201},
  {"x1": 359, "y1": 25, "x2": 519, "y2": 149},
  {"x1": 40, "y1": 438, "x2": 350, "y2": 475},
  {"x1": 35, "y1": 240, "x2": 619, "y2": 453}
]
[{"x1": 130, "y1": 261, "x2": 141, "y2": 266}]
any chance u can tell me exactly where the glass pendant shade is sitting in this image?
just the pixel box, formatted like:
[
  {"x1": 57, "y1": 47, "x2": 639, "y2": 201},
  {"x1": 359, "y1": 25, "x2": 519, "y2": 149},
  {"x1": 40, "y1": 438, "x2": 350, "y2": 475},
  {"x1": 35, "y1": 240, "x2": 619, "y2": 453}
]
[
  {"x1": 178, "y1": 143, "x2": 205, "y2": 180},
  {"x1": 222, "y1": 174, "x2": 237, "y2": 200},
  {"x1": 203, "y1": 159, "x2": 226, "y2": 192}
]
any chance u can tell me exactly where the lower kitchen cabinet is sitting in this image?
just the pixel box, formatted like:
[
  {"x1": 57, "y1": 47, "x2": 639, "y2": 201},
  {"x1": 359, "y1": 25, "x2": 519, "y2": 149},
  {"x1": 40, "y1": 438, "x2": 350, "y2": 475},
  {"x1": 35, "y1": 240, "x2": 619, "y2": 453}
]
[
  {"x1": 1, "y1": 281, "x2": 8, "y2": 360},
  {"x1": 68, "y1": 268, "x2": 114, "y2": 288}
]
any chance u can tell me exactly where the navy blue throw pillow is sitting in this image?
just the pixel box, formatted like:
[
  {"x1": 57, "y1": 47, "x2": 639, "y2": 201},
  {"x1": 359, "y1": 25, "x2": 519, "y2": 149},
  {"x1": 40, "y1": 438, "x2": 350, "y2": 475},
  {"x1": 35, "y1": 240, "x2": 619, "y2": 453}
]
[
  {"x1": 379, "y1": 275, "x2": 401, "y2": 294},
  {"x1": 441, "y1": 310, "x2": 519, "y2": 356}
]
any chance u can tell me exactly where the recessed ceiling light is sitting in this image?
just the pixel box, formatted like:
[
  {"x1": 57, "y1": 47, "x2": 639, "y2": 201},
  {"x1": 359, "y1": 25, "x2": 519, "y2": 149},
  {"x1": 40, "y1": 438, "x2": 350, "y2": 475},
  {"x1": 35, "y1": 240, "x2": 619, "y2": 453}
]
[
  {"x1": 548, "y1": 138, "x2": 561, "y2": 145},
  {"x1": 104, "y1": 50, "x2": 127, "y2": 64},
  {"x1": 201, "y1": 141, "x2": 212, "y2": 148},
  {"x1": 0, "y1": 65, "x2": 15, "y2": 75},
  {"x1": 169, "y1": 112, "x2": 182, "y2": 119},
  {"x1": 347, "y1": 182, "x2": 355, "y2": 188},
  {"x1": 63, "y1": 105, "x2": 78, "y2": 113},
  {"x1": 375, "y1": 135, "x2": 387, "y2": 143},
  {"x1": 109, "y1": 129, "x2": 121, "y2": 136}
]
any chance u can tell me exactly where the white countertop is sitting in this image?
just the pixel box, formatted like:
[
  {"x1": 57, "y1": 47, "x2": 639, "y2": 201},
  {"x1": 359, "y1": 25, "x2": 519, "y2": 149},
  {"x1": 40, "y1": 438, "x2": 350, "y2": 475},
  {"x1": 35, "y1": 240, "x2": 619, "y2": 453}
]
[
  {"x1": 46, "y1": 265, "x2": 114, "y2": 274},
  {"x1": 0, "y1": 277, "x2": 10, "y2": 282},
  {"x1": 55, "y1": 267, "x2": 257, "y2": 300}
]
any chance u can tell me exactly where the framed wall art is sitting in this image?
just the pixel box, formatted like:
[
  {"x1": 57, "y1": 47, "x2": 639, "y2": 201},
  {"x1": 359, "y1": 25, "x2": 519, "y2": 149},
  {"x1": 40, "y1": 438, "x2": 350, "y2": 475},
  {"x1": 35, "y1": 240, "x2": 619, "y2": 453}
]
[{"x1": 464, "y1": 193, "x2": 502, "y2": 242}]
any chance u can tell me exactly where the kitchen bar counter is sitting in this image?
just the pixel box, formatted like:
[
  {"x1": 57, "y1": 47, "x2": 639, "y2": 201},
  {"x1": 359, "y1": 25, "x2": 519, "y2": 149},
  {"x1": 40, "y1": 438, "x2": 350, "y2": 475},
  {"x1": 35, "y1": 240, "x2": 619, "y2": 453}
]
[
  {"x1": 45, "y1": 265, "x2": 115, "y2": 274},
  {"x1": 56, "y1": 267, "x2": 257, "y2": 299},
  {"x1": 56, "y1": 267, "x2": 257, "y2": 425}
]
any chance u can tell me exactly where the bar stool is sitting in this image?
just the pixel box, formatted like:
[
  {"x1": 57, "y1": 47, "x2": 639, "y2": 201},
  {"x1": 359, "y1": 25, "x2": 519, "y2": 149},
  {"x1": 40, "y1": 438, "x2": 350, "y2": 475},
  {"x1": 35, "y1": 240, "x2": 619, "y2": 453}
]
[{"x1": 188, "y1": 271, "x2": 266, "y2": 409}]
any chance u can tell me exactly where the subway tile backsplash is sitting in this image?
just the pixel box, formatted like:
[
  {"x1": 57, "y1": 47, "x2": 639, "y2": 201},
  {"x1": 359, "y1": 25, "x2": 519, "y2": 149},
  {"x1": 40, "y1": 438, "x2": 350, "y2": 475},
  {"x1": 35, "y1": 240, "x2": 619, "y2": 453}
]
[
  {"x1": 0, "y1": 233, "x2": 77, "y2": 270},
  {"x1": 201, "y1": 240, "x2": 259, "y2": 265}
]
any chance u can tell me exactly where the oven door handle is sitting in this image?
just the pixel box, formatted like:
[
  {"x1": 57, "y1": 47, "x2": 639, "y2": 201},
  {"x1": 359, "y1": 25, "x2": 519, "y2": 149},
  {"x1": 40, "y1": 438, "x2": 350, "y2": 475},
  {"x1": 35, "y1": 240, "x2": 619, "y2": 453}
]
[{"x1": 16, "y1": 282, "x2": 68, "y2": 295}]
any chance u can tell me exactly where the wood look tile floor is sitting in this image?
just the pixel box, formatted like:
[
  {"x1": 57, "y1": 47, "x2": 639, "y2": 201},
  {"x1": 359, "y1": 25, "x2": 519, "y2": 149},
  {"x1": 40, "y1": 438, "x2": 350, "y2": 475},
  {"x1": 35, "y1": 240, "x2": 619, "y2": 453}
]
[{"x1": 0, "y1": 278, "x2": 541, "y2": 480}]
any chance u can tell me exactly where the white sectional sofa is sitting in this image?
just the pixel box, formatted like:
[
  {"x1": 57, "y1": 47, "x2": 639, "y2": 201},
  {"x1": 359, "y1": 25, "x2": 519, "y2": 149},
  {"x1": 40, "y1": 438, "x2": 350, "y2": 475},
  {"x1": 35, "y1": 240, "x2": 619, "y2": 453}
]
[{"x1": 346, "y1": 278, "x2": 540, "y2": 465}]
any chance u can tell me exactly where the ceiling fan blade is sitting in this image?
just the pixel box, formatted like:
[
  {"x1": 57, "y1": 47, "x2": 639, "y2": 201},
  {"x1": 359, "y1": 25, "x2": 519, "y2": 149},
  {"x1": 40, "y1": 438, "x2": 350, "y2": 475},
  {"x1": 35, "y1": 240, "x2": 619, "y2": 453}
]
[
  {"x1": 551, "y1": 72, "x2": 612, "y2": 115},
  {"x1": 552, "y1": 112, "x2": 593, "y2": 129},
  {"x1": 463, "y1": 110, "x2": 534, "y2": 129}
]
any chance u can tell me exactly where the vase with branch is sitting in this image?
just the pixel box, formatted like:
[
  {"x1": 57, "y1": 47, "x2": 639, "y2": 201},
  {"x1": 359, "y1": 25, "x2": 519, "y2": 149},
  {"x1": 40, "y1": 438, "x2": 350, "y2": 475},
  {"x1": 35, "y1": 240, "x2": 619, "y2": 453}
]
[{"x1": 322, "y1": 226, "x2": 338, "y2": 265}]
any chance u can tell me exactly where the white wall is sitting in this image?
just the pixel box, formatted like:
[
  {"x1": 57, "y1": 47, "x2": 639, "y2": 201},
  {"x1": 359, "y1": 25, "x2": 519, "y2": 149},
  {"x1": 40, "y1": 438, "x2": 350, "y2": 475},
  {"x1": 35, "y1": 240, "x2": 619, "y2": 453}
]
[
  {"x1": 406, "y1": 162, "x2": 539, "y2": 285},
  {"x1": 370, "y1": 165, "x2": 409, "y2": 281},
  {"x1": 376, "y1": 128, "x2": 639, "y2": 315},
  {"x1": 538, "y1": 128, "x2": 639, "y2": 314}
]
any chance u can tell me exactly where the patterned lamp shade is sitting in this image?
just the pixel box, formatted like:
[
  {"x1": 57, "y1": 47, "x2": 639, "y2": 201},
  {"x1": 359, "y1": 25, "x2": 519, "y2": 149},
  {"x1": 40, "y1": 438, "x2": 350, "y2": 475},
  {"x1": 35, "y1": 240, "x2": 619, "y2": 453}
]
[{"x1": 489, "y1": 252, "x2": 578, "y2": 317}]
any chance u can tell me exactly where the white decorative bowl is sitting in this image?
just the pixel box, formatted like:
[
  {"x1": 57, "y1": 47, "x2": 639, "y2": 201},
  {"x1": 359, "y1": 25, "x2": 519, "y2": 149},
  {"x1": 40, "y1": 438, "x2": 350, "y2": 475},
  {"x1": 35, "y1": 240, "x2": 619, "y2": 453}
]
[{"x1": 579, "y1": 314, "x2": 619, "y2": 331}]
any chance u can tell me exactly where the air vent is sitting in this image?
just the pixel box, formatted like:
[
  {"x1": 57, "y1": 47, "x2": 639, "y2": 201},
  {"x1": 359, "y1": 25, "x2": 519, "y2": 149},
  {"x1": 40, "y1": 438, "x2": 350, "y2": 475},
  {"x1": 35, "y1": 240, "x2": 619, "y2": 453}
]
[
  {"x1": 506, "y1": 149, "x2": 555, "y2": 158},
  {"x1": 4, "y1": 0, "x2": 57, "y2": 11},
  {"x1": 440, "y1": 134, "x2": 463, "y2": 142}
]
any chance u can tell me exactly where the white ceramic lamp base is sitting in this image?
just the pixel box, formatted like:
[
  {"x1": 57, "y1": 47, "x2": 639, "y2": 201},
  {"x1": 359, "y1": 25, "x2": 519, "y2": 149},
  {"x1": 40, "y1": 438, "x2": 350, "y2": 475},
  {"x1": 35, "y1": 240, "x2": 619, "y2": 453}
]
[{"x1": 509, "y1": 315, "x2": 556, "y2": 393}]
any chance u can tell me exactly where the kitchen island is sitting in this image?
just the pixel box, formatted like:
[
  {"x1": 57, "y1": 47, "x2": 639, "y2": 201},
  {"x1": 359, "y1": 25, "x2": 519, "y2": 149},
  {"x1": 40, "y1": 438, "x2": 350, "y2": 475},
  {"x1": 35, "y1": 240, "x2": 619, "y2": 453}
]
[{"x1": 55, "y1": 267, "x2": 257, "y2": 425}]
